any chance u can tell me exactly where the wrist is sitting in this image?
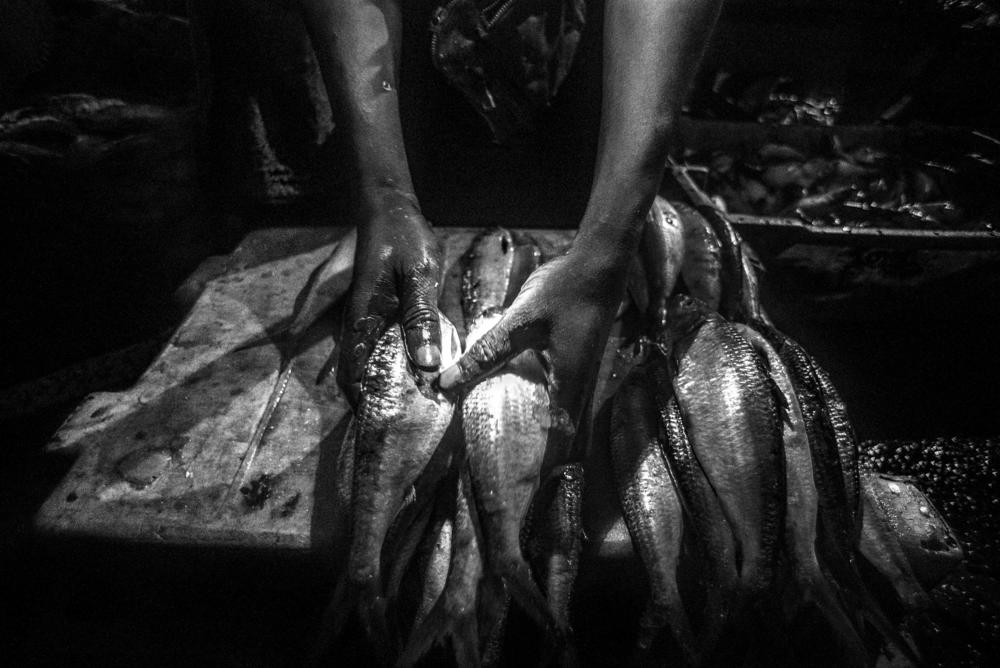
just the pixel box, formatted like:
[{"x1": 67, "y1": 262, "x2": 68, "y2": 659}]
[{"x1": 565, "y1": 241, "x2": 631, "y2": 294}]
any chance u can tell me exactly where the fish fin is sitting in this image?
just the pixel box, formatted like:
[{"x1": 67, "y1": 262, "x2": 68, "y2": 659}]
[
  {"x1": 384, "y1": 488, "x2": 439, "y2": 608},
  {"x1": 398, "y1": 602, "x2": 480, "y2": 668},
  {"x1": 636, "y1": 594, "x2": 700, "y2": 665},
  {"x1": 498, "y1": 556, "x2": 563, "y2": 641},
  {"x1": 794, "y1": 570, "x2": 870, "y2": 667},
  {"x1": 479, "y1": 576, "x2": 510, "y2": 667},
  {"x1": 821, "y1": 535, "x2": 925, "y2": 667}
]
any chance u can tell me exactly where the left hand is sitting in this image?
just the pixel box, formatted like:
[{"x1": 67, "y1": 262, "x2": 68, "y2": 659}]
[{"x1": 437, "y1": 244, "x2": 629, "y2": 427}]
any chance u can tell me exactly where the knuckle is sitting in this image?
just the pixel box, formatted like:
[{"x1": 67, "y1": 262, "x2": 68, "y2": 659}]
[{"x1": 401, "y1": 300, "x2": 438, "y2": 329}]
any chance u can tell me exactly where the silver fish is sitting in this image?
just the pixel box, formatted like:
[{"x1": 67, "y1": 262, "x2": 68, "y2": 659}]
[
  {"x1": 735, "y1": 324, "x2": 869, "y2": 666},
  {"x1": 401, "y1": 475, "x2": 484, "y2": 667},
  {"x1": 461, "y1": 228, "x2": 562, "y2": 636},
  {"x1": 658, "y1": 294, "x2": 784, "y2": 599},
  {"x1": 610, "y1": 366, "x2": 697, "y2": 662}
]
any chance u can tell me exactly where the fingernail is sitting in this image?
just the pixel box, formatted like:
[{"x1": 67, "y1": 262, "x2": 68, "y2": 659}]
[
  {"x1": 413, "y1": 344, "x2": 440, "y2": 369},
  {"x1": 438, "y1": 364, "x2": 461, "y2": 390}
]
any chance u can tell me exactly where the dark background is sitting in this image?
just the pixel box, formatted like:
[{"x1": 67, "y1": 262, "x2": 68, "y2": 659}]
[{"x1": 2, "y1": 1, "x2": 998, "y2": 665}]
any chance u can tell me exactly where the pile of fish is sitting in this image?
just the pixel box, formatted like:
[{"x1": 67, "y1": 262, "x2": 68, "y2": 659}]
[
  {"x1": 313, "y1": 228, "x2": 584, "y2": 667},
  {"x1": 599, "y1": 199, "x2": 948, "y2": 665},
  {"x1": 302, "y1": 202, "x2": 960, "y2": 665},
  {"x1": 687, "y1": 136, "x2": 999, "y2": 231},
  {"x1": 689, "y1": 71, "x2": 844, "y2": 126}
]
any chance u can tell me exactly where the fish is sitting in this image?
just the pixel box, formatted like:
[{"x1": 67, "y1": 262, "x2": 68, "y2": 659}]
[
  {"x1": 858, "y1": 473, "x2": 932, "y2": 612},
  {"x1": 460, "y1": 229, "x2": 562, "y2": 636},
  {"x1": 654, "y1": 384, "x2": 739, "y2": 661},
  {"x1": 734, "y1": 324, "x2": 869, "y2": 666},
  {"x1": 523, "y1": 462, "x2": 586, "y2": 665},
  {"x1": 656, "y1": 294, "x2": 784, "y2": 599},
  {"x1": 639, "y1": 197, "x2": 686, "y2": 328},
  {"x1": 400, "y1": 474, "x2": 484, "y2": 667},
  {"x1": 318, "y1": 312, "x2": 461, "y2": 656},
  {"x1": 811, "y1": 363, "x2": 862, "y2": 538},
  {"x1": 747, "y1": 325, "x2": 921, "y2": 664},
  {"x1": 673, "y1": 202, "x2": 723, "y2": 311},
  {"x1": 609, "y1": 366, "x2": 697, "y2": 662}
]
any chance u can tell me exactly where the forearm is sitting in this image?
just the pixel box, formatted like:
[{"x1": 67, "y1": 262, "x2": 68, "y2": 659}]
[
  {"x1": 299, "y1": 0, "x2": 414, "y2": 199},
  {"x1": 575, "y1": 0, "x2": 722, "y2": 265}
]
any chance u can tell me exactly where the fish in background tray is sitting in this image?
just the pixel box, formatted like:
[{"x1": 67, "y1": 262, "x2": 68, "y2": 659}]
[{"x1": 685, "y1": 133, "x2": 1000, "y2": 231}]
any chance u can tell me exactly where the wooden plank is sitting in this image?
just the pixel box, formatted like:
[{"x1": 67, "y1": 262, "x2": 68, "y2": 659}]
[{"x1": 35, "y1": 226, "x2": 575, "y2": 552}]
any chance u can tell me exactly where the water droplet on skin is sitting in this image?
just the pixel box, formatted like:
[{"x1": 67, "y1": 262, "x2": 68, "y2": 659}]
[
  {"x1": 381, "y1": 80, "x2": 392, "y2": 92},
  {"x1": 919, "y1": 505, "x2": 930, "y2": 516}
]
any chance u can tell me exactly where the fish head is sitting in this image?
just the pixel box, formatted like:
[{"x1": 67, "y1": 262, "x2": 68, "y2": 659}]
[
  {"x1": 462, "y1": 227, "x2": 515, "y2": 323},
  {"x1": 653, "y1": 294, "x2": 711, "y2": 352},
  {"x1": 461, "y1": 227, "x2": 541, "y2": 326}
]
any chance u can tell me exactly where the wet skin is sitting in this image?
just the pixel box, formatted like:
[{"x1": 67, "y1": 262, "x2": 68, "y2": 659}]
[{"x1": 298, "y1": 0, "x2": 723, "y2": 422}]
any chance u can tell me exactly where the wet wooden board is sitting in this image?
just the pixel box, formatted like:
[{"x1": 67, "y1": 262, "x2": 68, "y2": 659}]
[{"x1": 35, "y1": 227, "x2": 574, "y2": 552}]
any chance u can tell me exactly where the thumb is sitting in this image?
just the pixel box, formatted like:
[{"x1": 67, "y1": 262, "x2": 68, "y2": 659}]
[
  {"x1": 400, "y1": 270, "x2": 442, "y2": 370},
  {"x1": 438, "y1": 314, "x2": 521, "y2": 392}
]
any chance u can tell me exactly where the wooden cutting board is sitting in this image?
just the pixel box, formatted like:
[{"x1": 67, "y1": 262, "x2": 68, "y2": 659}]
[{"x1": 35, "y1": 226, "x2": 575, "y2": 552}]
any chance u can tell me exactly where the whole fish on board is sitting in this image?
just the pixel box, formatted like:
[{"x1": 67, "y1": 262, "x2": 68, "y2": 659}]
[
  {"x1": 460, "y1": 228, "x2": 567, "y2": 637},
  {"x1": 609, "y1": 365, "x2": 697, "y2": 662},
  {"x1": 655, "y1": 294, "x2": 784, "y2": 600},
  {"x1": 318, "y1": 313, "x2": 461, "y2": 656},
  {"x1": 348, "y1": 315, "x2": 461, "y2": 588}
]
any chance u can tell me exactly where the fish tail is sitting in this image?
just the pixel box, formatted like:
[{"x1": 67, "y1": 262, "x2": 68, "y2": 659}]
[
  {"x1": 497, "y1": 554, "x2": 563, "y2": 640},
  {"x1": 696, "y1": 588, "x2": 733, "y2": 667},
  {"x1": 307, "y1": 575, "x2": 360, "y2": 667},
  {"x1": 822, "y1": 533, "x2": 925, "y2": 666},
  {"x1": 797, "y1": 570, "x2": 870, "y2": 667},
  {"x1": 479, "y1": 577, "x2": 510, "y2": 668},
  {"x1": 637, "y1": 593, "x2": 700, "y2": 665},
  {"x1": 398, "y1": 603, "x2": 480, "y2": 668}
]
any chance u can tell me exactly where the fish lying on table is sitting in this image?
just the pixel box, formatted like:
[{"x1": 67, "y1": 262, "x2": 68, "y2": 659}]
[
  {"x1": 459, "y1": 228, "x2": 577, "y2": 642},
  {"x1": 317, "y1": 310, "x2": 462, "y2": 662}
]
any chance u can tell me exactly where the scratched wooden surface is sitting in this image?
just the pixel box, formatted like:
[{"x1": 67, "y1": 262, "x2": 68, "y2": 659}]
[{"x1": 35, "y1": 226, "x2": 575, "y2": 551}]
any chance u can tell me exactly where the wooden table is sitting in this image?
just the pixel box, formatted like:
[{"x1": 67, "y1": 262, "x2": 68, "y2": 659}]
[{"x1": 35, "y1": 226, "x2": 576, "y2": 553}]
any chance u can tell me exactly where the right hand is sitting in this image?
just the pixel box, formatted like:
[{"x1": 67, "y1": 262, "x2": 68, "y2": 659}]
[{"x1": 337, "y1": 189, "x2": 443, "y2": 409}]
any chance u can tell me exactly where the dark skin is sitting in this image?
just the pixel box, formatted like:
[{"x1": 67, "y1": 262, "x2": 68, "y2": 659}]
[{"x1": 299, "y1": 0, "x2": 722, "y2": 425}]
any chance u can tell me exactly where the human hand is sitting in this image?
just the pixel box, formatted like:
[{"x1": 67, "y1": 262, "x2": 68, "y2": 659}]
[
  {"x1": 337, "y1": 190, "x2": 443, "y2": 408},
  {"x1": 438, "y1": 245, "x2": 629, "y2": 428}
]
